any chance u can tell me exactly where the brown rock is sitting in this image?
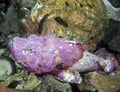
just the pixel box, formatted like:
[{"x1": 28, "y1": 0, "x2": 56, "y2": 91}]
[
  {"x1": 20, "y1": 0, "x2": 109, "y2": 51},
  {"x1": 84, "y1": 72, "x2": 120, "y2": 92},
  {"x1": 0, "y1": 87, "x2": 18, "y2": 92}
]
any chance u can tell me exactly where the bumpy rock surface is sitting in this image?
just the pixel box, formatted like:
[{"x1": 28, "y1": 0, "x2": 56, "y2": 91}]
[
  {"x1": 40, "y1": 75, "x2": 72, "y2": 92},
  {"x1": 0, "y1": 5, "x2": 19, "y2": 48},
  {"x1": 100, "y1": 19, "x2": 120, "y2": 53},
  {"x1": 84, "y1": 72, "x2": 120, "y2": 92},
  {"x1": 21, "y1": 0, "x2": 109, "y2": 51}
]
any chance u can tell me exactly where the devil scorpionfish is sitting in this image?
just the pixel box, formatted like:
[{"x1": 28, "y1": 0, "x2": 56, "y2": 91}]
[{"x1": 8, "y1": 34, "x2": 119, "y2": 83}]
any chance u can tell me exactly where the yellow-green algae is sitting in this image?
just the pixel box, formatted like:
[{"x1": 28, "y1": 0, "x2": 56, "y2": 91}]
[
  {"x1": 82, "y1": 72, "x2": 120, "y2": 92},
  {"x1": 21, "y1": 0, "x2": 109, "y2": 51}
]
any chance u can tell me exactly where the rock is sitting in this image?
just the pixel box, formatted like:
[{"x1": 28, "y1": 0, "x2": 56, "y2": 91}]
[
  {"x1": 0, "y1": 68, "x2": 41, "y2": 91},
  {"x1": 0, "y1": 0, "x2": 11, "y2": 23},
  {"x1": 0, "y1": 87, "x2": 18, "y2": 92},
  {"x1": 0, "y1": 0, "x2": 37, "y2": 48},
  {"x1": 84, "y1": 72, "x2": 120, "y2": 92},
  {"x1": 103, "y1": 0, "x2": 120, "y2": 21},
  {"x1": 40, "y1": 75, "x2": 72, "y2": 92},
  {"x1": 0, "y1": 5, "x2": 20, "y2": 48},
  {"x1": 20, "y1": 0, "x2": 109, "y2": 51},
  {"x1": 16, "y1": 73, "x2": 41, "y2": 92},
  {"x1": 100, "y1": 19, "x2": 120, "y2": 53},
  {"x1": 0, "y1": 87, "x2": 32, "y2": 92},
  {"x1": 12, "y1": 0, "x2": 37, "y2": 18},
  {"x1": 0, "y1": 56, "x2": 15, "y2": 79},
  {"x1": 100, "y1": 2, "x2": 120, "y2": 53},
  {"x1": 0, "y1": 69, "x2": 27, "y2": 87},
  {"x1": 0, "y1": 49, "x2": 5, "y2": 56},
  {"x1": 16, "y1": 0, "x2": 37, "y2": 9}
]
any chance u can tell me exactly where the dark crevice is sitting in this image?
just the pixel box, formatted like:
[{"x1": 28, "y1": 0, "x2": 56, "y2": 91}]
[
  {"x1": 87, "y1": 3, "x2": 93, "y2": 9},
  {"x1": 108, "y1": 0, "x2": 120, "y2": 8},
  {"x1": 38, "y1": 14, "x2": 49, "y2": 34},
  {"x1": 79, "y1": 3, "x2": 83, "y2": 7},
  {"x1": 7, "y1": 81, "x2": 20, "y2": 88},
  {"x1": 55, "y1": 17, "x2": 68, "y2": 27},
  {"x1": 71, "y1": 84, "x2": 80, "y2": 92},
  {"x1": 65, "y1": 2, "x2": 69, "y2": 7}
]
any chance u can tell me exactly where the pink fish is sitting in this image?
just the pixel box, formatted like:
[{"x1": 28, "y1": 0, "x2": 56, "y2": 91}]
[{"x1": 8, "y1": 34, "x2": 118, "y2": 83}]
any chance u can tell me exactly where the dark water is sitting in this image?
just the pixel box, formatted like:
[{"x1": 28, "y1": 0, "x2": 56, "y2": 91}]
[{"x1": 108, "y1": 0, "x2": 120, "y2": 8}]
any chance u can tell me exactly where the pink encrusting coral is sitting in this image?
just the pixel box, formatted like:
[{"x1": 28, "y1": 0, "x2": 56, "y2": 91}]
[{"x1": 8, "y1": 34, "x2": 119, "y2": 83}]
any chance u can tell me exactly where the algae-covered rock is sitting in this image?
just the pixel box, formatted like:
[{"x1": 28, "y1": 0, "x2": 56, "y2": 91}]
[
  {"x1": 83, "y1": 72, "x2": 120, "y2": 92},
  {"x1": 16, "y1": 73, "x2": 41, "y2": 92},
  {"x1": 0, "y1": 5, "x2": 20, "y2": 48},
  {"x1": 21, "y1": 0, "x2": 109, "y2": 51},
  {"x1": 0, "y1": 69, "x2": 28, "y2": 87},
  {"x1": 40, "y1": 75, "x2": 72, "y2": 92},
  {"x1": 0, "y1": 0, "x2": 37, "y2": 48},
  {"x1": 0, "y1": 67, "x2": 41, "y2": 91}
]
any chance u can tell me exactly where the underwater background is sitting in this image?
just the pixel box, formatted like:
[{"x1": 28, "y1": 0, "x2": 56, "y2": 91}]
[{"x1": 0, "y1": 0, "x2": 120, "y2": 92}]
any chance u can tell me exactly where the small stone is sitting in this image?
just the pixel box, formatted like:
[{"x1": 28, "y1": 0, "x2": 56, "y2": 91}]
[
  {"x1": 40, "y1": 75, "x2": 72, "y2": 92},
  {"x1": 100, "y1": 20, "x2": 120, "y2": 53},
  {"x1": 0, "y1": 49, "x2": 5, "y2": 56},
  {"x1": 21, "y1": 73, "x2": 41, "y2": 91},
  {"x1": 0, "y1": 57, "x2": 14, "y2": 78}
]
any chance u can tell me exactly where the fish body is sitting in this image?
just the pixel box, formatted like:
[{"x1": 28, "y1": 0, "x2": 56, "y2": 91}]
[
  {"x1": 8, "y1": 34, "x2": 118, "y2": 83},
  {"x1": 8, "y1": 34, "x2": 85, "y2": 74}
]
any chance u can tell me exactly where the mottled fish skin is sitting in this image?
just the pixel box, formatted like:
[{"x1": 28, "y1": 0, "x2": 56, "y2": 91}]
[
  {"x1": 8, "y1": 34, "x2": 85, "y2": 74},
  {"x1": 55, "y1": 50, "x2": 118, "y2": 83},
  {"x1": 8, "y1": 34, "x2": 118, "y2": 84},
  {"x1": 69, "y1": 51, "x2": 118, "y2": 73}
]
